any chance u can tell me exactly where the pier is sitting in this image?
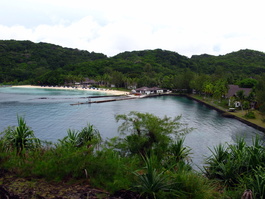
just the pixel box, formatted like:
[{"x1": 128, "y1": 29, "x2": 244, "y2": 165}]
[
  {"x1": 80, "y1": 95, "x2": 122, "y2": 99},
  {"x1": 70, "y1": 95, "x2": 141, "y2": 105}
]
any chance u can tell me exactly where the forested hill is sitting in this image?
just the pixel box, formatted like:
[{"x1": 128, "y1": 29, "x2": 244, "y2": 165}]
[
  {"x1": 191, "y1": 49, "x2": 265, "y2": 74},
  {"x1": 1, "y1": 40, "x2": 265, "y2": 86},
  {"x1": 0, "y1": 40, "x2": 107, "y2": 83},
  {"x1": 109, "y1": 49, "x2": 193, "y2": 77}
]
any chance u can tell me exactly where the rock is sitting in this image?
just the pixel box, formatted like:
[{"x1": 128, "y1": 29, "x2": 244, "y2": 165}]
[
  {"x1": 111, "y1": 189, "x2": 140, "y2": 199},
  {"x1": 222, "y1": 112, "x2": 235, "y2": 118}
]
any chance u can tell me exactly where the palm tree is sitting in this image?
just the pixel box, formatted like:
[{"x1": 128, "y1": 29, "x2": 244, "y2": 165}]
[
  {"x1": 102, "y1": 74, "x2": 111, "y2": 87},
  {"x1": 203, "y1": 82, "x2": 214, "y2": 98}
]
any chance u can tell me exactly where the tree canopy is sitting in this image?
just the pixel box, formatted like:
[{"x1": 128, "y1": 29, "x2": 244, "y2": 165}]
[{"x1": 1, "y1": 40, "x2": 265, "y2": 92}]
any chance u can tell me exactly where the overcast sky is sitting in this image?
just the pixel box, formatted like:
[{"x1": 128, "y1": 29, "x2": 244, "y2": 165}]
[{"x1": 1, "y1": 0, "x2": 264, "y2": 57}]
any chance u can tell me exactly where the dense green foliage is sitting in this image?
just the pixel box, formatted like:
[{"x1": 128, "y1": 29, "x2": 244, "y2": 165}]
[
  {"x1": 1, "y1": 40, "x2": 265, "y2": 110},
  {"x1": 0, "y1": 114, "x2": 223, "y2": 198},
  {"x1": 114, "y1": 111, "x2": 191, "y2": 159},
  {"x1": 190, "y1": 50, "x2": 265, "y2": 79},
  {"x1": 204, "y1": 136, "x2": 265, "y2": 199},
  {"x1": 0, "y1": 40, "x2": 107, "y2": 84},
  {"x1": 0, "y1": 116, "x2": 41, "y2": 155},
  {"x1": 2, "y1": 114, "x2": 265, "y2": 198},
  {"x1": 2, "y1": 41, "x2": 265, "y2": 197},
  {"x1": 1, "y1": 40, "x2": 265, "y2": 89},
  {"x1": 58, "y1": 123, "x2": 101, "y2": 148}
]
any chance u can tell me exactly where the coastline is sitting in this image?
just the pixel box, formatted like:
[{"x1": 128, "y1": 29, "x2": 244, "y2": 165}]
[
  {"x1": 7, "y1": 87, "x2": 265, "y2": 132},
  {"x1": 183, "y1": 94, "x2": 265, "y2": 133},
  {"x1": 150, "y1": 93, "x2": 265, "y2": 133},
  {"x1": 11, "y1": 85, "x2": 130, "y2": 96}
]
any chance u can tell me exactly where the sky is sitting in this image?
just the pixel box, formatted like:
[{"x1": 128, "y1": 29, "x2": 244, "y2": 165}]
[{"x1": 1, "y1": 0, "x2": 265, "y2": 57}]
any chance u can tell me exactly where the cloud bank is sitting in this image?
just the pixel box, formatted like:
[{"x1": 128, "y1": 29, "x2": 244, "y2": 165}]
[{"x1": 1, "y1": 0, "x2": 265, "y2": 57}]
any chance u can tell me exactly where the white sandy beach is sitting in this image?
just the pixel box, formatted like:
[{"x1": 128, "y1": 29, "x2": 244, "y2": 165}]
[{"x1": 12, "y1": 85, "x2": 130, "y2": 95}]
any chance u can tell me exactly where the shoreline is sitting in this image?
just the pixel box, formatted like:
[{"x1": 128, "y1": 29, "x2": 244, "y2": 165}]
[
  {"x1": 149, "y1": 93, "x2": 265, "y2": 133},
  {"x1": 11, "y1": 85, "x2": 130, "y2": 96},
  {"x1": 181, "y1": 94, "x2": 265, "y2": 133},
  {"x1": 7, "y1": 87, "x2": 265, "y2": 132}
]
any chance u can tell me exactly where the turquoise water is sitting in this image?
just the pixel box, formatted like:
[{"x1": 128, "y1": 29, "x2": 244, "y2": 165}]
[{"x1": 0, "y1": 87, "x2": 264, "y2": 168}]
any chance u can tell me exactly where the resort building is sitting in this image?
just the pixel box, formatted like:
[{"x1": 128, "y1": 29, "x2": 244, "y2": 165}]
[
  {"x1": 226, "y1": 85, "x2": 252, "y2": 107},
  {"x1": 132, "y1": 87, "x2": 170, "y2": 95}
]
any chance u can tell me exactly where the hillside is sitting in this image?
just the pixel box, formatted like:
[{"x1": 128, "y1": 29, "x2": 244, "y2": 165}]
[
  {"x1": 190, "y1": 49, "x2": 265, "y2": 75},
  {"x1": 108, "y1": 49, "x2": 193, "y2": 76},
  {"x1": 1, "y1": 40, "x2": 265, "y2": 86},
  {"x1": 0, "y1": 40, "x2": 107, "y2": 83}
]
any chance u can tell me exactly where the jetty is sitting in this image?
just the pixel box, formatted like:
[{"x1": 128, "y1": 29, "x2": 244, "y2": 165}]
[
  {"x1": 70, "y1": 95, "x2": 142, "y2": 105},
  {"x1": 80, "y1": 95, "x2": 122, "y2": 99}
]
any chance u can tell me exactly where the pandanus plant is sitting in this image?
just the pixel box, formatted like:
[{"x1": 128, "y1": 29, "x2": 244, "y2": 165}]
[
  {"x1": 1, "y1": 116, "x2": 40, "y2": 155},
  {"x1": 204, "y1": 136, "x2": 265, "y2": 188},
  {"x1": 133, "y1": 155, "x2": 174, "y2": 199},
  {"x1": 59, "y1": 123, "x2": 101, "y2": 148}
]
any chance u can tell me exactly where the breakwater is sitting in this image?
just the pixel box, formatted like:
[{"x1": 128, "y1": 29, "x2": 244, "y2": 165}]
[{"x1": 70, "y1": 95, "x2": 141, "y2": 105}]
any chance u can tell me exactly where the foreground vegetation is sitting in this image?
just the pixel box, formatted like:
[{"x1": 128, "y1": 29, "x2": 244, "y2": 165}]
[{"x1": 1, "y1": 114, "x2": 265, "y2": 198}]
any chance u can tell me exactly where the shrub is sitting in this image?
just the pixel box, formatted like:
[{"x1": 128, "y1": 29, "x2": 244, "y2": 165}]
[
  {"x1": 0, "y1": 116, "x2": 40, "y2": 155},
  {"x1": 243, "y1": 166, "x2": 265, "y2": 199},
  {"x1": 58, "y1": 123, "x2": 101, "y2": 148},
  {"x1": 244, "y1": 111, "x2": 256, "y2": 119},
  {"x1": 30, "y1": 145, "x2": 93, "y2": 181},
  {"x1": 204, "y1": 136, "x2": 265, "y2": 187},
  {"x1": 132, "y1": 155, "x2": 174, "y2": 199},
  {"x1": 86, "y1": 149, "x2": 138, "y2": 192},
  {"x1": 115, "y1": 111, "x2": 192, "y2": 159},
  {"x1": 171, "y1": 170, "x2": 221, "y2": 199}
]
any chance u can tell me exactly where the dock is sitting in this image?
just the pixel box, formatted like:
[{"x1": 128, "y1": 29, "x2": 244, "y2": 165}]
[
  {"x1": 70, "y1": 96, "x2": 141, "y2": 105},
  {"x1": 80, "y1": 95, "x2": 122, "y2": 99}
]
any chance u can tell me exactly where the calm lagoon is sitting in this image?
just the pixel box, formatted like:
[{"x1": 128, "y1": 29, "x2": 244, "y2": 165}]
[{"x1": 0, "y1": 87, "x2": 264, "y2": 168}]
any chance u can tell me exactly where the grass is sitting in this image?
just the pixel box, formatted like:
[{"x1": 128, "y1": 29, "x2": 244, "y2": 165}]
[
  {"x1": 189, "y1": 94, "x2": 228, "y2": 111},
  {"x1": 230, "y1": 110, "x2": 265, "y2": 128}
]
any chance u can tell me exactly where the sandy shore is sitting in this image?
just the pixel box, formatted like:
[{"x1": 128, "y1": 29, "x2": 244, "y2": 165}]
[{"x1": 12, "y1": 85, "x2": 130, "y2": 95}]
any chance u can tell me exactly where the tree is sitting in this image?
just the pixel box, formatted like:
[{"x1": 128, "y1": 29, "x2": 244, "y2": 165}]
[
  {"x1": 110, "y1": 71, "x2": 125, "y2": 88},
  {"x1": 256, "y1": 77, "x2": 265, "y2": 105},
  {"x1": 190, "y1": 74, "x2": 210, "y2": 94},
  {"x1": 238, "y1": 78, "x2": 258, "y2": 88},
  {"x1": 213, "y1": 79, "x2": 228, "y2": 101},
  {"x1": 115, "y1": 111, "x2": 191, "y2": 159},
  {"x1": 39, "y1": 70, "x2": 65, "y2": 85},
  {"x1": 203, "y1": 82, "x2": 214, "y2": 97},
  {"x1": 101, "y1": 73, "x2": 111, "y2": 87},
  {"x1": 161, "y1": 75, "x2": 173, "y2": 89},
  {"x1": 259, "y1": 104, "x2": 265, "y2": 122}
]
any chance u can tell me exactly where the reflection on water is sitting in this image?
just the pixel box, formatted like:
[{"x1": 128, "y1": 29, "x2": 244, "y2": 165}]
[{"x1": 0, "y1": 88, "x2": 264, "y2": 169}]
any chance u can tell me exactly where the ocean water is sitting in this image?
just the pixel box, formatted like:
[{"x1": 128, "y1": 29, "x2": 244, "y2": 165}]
[{"x1": 0, "y1": 87, "x2": 264, "y2": 168}]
